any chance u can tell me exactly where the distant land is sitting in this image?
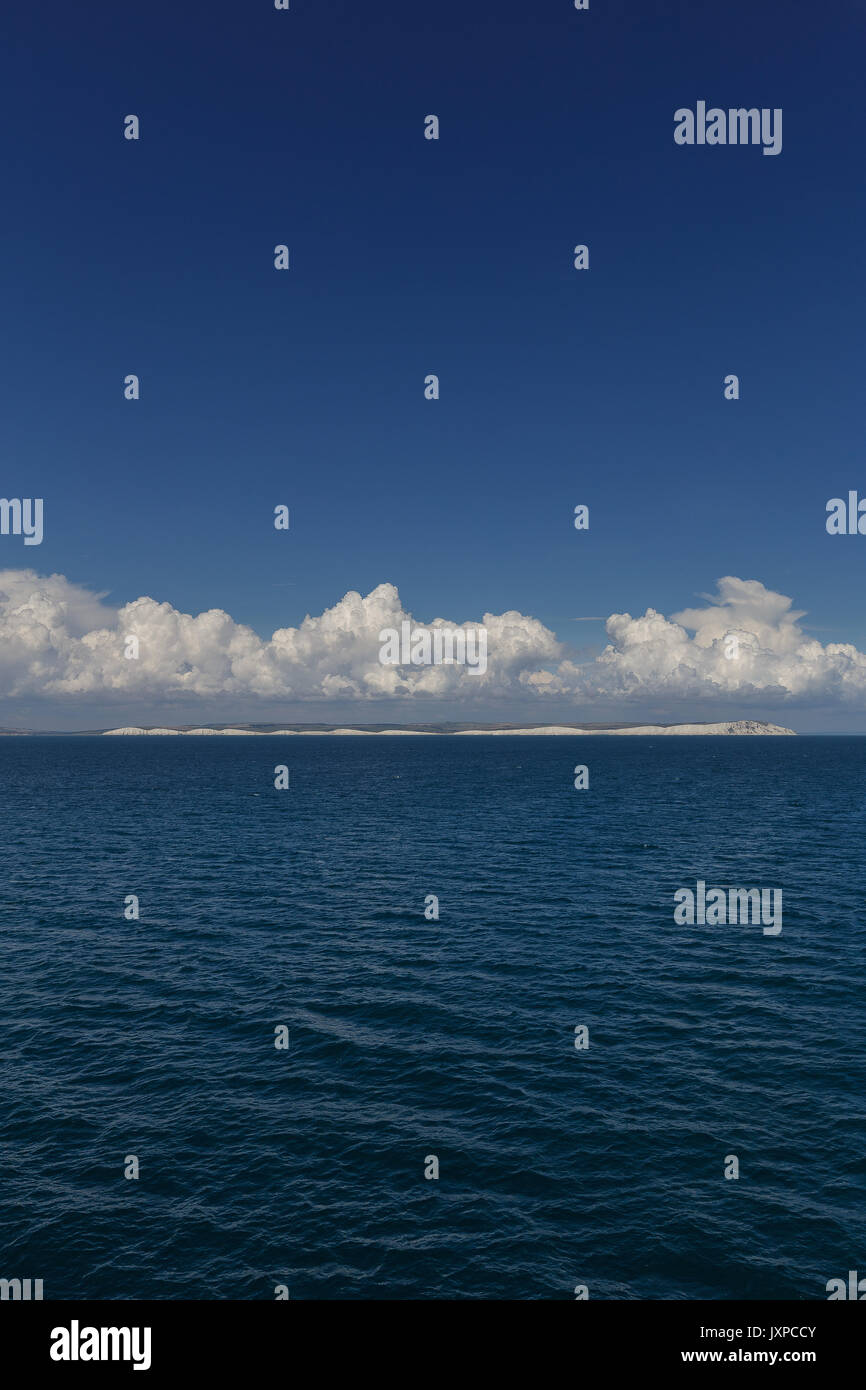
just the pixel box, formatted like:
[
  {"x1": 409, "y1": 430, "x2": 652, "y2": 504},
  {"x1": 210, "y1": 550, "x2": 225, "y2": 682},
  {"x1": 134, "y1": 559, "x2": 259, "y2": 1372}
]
[
  {"x1": 0, "y1": 720, "x2": 800, "y2": 737},
  {"x1": 87, "y1": 719, "x2": 796, "y2": 737}
]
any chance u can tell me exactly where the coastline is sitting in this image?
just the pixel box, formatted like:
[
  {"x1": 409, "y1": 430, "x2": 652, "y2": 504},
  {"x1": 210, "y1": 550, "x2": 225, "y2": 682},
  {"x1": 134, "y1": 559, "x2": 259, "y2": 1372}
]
[{"x1": 96, "y1": 720, "x2": 798, "y2": 737}]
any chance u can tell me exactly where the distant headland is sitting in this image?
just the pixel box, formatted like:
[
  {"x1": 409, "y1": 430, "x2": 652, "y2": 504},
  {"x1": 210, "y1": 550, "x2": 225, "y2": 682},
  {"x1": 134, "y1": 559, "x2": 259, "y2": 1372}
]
[{"x1": 86, "y1": 720, "x2": 798, "y2": 737}]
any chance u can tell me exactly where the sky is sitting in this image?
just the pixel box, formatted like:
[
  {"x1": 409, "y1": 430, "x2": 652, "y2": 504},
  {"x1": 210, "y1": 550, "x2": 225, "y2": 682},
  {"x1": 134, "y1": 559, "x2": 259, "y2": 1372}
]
[{"x1": 2, "y1": 0, "x2": 866, "y2": 730}]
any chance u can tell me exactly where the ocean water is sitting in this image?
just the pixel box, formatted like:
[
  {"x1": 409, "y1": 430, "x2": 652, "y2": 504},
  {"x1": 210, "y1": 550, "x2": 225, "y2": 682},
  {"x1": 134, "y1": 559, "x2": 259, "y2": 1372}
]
[{"x1": 0, "y1": 734, "x2": 864, "y2": 1301}]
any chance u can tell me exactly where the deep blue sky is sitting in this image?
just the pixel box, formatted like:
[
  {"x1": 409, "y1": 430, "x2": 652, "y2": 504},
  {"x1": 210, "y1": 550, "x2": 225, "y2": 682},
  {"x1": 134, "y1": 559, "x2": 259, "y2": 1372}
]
[{"x1": 2, "y1": 0, "x2": 865, "y2": 725}]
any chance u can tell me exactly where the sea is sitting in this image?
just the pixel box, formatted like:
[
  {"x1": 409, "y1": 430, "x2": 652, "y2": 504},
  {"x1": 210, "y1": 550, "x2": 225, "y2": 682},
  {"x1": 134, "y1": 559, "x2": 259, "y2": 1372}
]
[{"x1": 0, "y1": 734, "x2": 863, "y2": 1300}]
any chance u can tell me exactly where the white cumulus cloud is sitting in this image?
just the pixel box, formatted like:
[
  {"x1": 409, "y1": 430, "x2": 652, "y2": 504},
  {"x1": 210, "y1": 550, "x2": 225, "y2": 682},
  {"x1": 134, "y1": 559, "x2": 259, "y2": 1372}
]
[
  {"x1": 551, "y1": 576, "x2": 866, "y2": 705},
  {"x1": 0, "y1": 570, "x2": 864, "y2": 710},
  {"x1": 0, "y1": 571, "x2": 558, "y2": 701}
]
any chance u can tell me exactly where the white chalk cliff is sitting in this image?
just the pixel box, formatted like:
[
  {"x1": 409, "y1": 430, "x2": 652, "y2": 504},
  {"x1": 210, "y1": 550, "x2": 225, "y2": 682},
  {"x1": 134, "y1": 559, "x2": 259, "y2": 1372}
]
[{"x1": 102, "y1": 720, "x2": 796, "y2": 736}]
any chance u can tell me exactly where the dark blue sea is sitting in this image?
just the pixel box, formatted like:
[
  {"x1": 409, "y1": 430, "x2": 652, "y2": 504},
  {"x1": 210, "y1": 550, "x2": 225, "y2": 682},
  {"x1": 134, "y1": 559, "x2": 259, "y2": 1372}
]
[{"x1": 1, "y1": 735, "x2": 864, "y2": 1300}]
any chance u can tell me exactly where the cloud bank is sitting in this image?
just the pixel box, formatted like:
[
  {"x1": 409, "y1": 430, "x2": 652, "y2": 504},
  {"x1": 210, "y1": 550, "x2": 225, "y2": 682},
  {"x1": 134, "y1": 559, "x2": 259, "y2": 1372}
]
[{"x1": 0, "y1": 570, "x2": 864, "y2": 711}]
